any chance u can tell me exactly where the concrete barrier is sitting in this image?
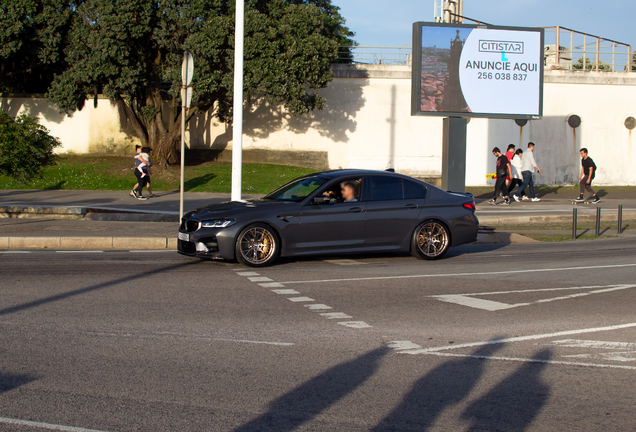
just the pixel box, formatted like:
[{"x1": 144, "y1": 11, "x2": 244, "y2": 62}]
[
  {"x1": 9, "y1": 237, "x2": 61, "y2": 248},
  {"x1": 112, "y1": 237, "x2": 168, "y2": 249},
  {"x1": 60, "y1": 237, "x2": 114, "y2": 249}
]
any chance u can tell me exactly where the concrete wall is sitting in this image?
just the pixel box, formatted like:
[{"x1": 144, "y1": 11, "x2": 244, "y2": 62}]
[{"x1": 2, "y1": 66, "x2": 635, "y2": 185}]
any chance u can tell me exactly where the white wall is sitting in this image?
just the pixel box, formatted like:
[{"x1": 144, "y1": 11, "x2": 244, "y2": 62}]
[{"x1": 2, "y1": 67, "x2": 635, "y2": 185}]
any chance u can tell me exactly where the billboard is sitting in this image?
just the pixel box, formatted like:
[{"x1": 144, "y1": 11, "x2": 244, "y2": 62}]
[{"x1": 411, "y1": 22, "x2": 544, "y2": 119}]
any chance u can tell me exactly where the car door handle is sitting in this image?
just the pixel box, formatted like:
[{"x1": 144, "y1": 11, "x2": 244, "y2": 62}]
[
  {"x1": 349, "y1": 207, "x2": 363, "y2": 213},
  {"x1": 405, "y1": 204, "x2": 418, "y2": 209}
]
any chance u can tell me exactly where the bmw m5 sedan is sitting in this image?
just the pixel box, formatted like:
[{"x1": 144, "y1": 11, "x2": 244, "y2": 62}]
[{"x1": 177, "y1": 169, "x2": 479, "y2": 267}]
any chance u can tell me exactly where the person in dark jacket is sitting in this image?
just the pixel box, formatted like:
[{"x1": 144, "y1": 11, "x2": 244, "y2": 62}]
[
  {"x1": 488, "y1": 147, "x2": 511, "y2": 205},
  {"x1": 577, "y1": 148, "x2": 600, "y2": 203}
]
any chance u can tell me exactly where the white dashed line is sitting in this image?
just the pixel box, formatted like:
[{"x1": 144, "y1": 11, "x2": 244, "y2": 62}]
[
  {"x1": 287, "y1": 297, "x2": 314, "y2": 302},
  {"x1": 0, "y1": 251, "x2": 31, "y2": 254},
  {"x1": 324, "y1": 259, "x2": 367, "y2": 266},
  {"x1": 338, "y1": 321, "x2": 372, "y2": 329},
  {"x1": 551, "y1": 339, "x2": 636, "y2": 350},
  {"x1": 237, "y1": 272, "x2": 260, "y2": 276},
  {"x1": 0, "y1": 416, "x2": 109, "y2": 432},
  {"x1": 320, "y1": 312, "x2": 353, "y2": 319},
  {"x1": 387, "y1": 340, "x2": 423, "y2": 351},
  {"x1": 128, "y1": 250, "x2": 174, "y2": 253},
  {"x1": 271, "y1": 289, "x2": 300, "y2": 295},
  {"x1": 213, "y1": 338, "x2": 293, "y2": 346},
  {"x1": 248, "y1": 277, "x2": 273, "y2": 282},
  {"x1": 305, "y1": 304, "x2": 333, "y2": 310},
  {"x1": 259, "y1": 282, "x2": 284, "y2": 288}
]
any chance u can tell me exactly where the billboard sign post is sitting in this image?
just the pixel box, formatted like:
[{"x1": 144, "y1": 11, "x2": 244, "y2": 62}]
[{"x1": 411, "y1": 22, "x2": 544, "y2": 191}]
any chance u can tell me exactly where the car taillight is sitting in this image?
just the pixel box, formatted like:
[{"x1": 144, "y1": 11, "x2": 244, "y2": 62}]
[{"x1": 463, "y1": 202, "x2": 476, "y2": 211}]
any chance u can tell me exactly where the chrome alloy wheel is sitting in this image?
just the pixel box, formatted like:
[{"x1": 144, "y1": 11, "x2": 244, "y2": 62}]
[
  {"x1": 416, "y1": 222, "x2": 449, "y2": 258},
  {"x1": 238, "y1": 227, "x2": 276, "y2": 265}
]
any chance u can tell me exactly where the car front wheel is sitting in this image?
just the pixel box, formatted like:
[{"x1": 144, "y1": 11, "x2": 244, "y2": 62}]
[
  {"x1": 235, "y1": 224, "x2": 279, "y2": 267},
  {"x1": 411, "y1": 221, "x2": 450, "y2": 260}
]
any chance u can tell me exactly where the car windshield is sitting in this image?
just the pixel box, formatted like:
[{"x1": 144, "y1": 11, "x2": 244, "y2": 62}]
[{"x1": 264, "y1": 176, "x2": 329, "y2": 202}]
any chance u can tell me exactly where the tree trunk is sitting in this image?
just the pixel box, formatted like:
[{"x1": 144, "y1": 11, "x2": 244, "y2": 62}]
[{"x1": 153, "y1": 107, "x2": 200, "y2": 166}]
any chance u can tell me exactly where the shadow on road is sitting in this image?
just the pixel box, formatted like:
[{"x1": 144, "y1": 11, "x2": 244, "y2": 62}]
[
  {"x1": 0, "y1": 261, "x2": 199, "y2": 317},
  {"x1": 233, "y1": 347, "x2": 388, "y2": 432},
  {"x1": 0, "y1": 372, "x2": 36, "y2": 394},
  {"x1": 461, "y1": 349, "x2": 552, "y2": 431},
  {"x1": 372, "y1": 343, "x2": 503, "y2": 431}
]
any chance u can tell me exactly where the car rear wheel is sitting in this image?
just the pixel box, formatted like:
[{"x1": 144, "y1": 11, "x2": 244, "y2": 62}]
[
  {"x1": 235, "y1": 224, "x2": 279, "y2": 267},
  {"x1": 411, "y1": 221, "x2": 450, "y2": 260}
]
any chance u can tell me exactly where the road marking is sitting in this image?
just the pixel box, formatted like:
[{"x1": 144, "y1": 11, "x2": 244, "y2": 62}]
[
  {"x1": 387, "y1": 340, "x2": 423, "y2": 350},
  {"x1": 287, "y1": 297, "x2": 314, "y2": 302},
  {"x1": 324, "y1": 259, "x2": 367, "y2": 266},
  {"x1": 401, "y1": 322, "x2": 636, "y2": 354},
  {"x1": 338, "y1": 321, "x2": 372, "y2": 329},
  {"x1": 320, "y1": 312, "x2": 353, "y2": 319},
  {"x1": 305, "y1": 304, "x2": 332, "y2": 310},
  {"x1": 271, "y1": 289, "x2": 300, "y2": 295},
  {"x1": 237, "y1": 272, "x2": 259, "y2": 276},
  {"x1": 0, "y1": 416, "x2": 109, "y2": 432},
  {"x1": 248, "y1": 277, "x2": 273, "y2": 282},
  {"x1": 431, "y1": 284, "x2": 636, "y2": 311},
  {"x1": 279, "y1": 263, "x2": 636, "y2": 285},
  {"x1": 433, "y1": 295, "x2": 515, "y2": 311},
  {"x1": 213, "y1": 338, "x2": 293, "y2": 346},
  {"x1": 0, "y1": 251, "x2": 31, "y2": 254},
  {"x1": 423, "y1": 352, "x2": 636, "y2": 371},
  {"x1": 551, "y1": 339, "x2": 636, "y2": 350},
  {"x1": 56, "y1": 250, "x2": 104, "y2": 254},
  {"x1": 259, "y1": 282, "x2": 284, "y2": 288}
]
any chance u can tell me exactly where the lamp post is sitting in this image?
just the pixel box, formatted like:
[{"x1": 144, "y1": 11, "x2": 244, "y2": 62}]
[
  {"x1": 231, "y1": 0, "x2": 245, "y2": 202},
  {"x1": 180, "y1": 52, "x2": 194, "y2": 219}
]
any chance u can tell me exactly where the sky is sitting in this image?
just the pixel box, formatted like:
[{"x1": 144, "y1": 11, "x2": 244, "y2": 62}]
[{"x1": 334, "y1": 0, "x2": 636, "y2": 49}]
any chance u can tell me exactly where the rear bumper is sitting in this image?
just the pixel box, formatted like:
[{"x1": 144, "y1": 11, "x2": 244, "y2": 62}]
[{"x1": 451, "y1": 213, "x2": 479, "y2": 246}]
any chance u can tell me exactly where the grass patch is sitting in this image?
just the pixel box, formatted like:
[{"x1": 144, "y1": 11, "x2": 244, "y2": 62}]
[{"x1": 0, "y1": 155, "x2": 316, "y2": 194}]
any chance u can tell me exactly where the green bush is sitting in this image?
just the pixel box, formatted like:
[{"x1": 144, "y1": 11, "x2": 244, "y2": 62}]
[{"x1": 0, "y1": 112, "x2": 61, "y2": 182}]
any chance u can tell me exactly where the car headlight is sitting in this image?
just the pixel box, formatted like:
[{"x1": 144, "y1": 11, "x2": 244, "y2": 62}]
[{"x1": 200, "y1": 218, "x2": 237, "y2": 228}]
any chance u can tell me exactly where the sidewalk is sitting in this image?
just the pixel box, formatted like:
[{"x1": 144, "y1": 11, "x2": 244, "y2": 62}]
[{"x1": 1, "y1": 189, "x2": 635, "y2": 249}]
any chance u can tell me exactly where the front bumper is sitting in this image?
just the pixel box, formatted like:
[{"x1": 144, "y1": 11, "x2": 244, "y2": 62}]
[{"x1": 177, "y1": 224, "x2": 239, "y2": 260}]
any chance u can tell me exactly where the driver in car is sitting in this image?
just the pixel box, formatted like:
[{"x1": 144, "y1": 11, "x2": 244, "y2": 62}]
[{"x1": 341, "y1": 182, "x2": 358, "y2": 202}]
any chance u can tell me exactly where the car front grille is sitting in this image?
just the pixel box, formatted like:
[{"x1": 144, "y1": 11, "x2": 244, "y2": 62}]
[
  {"x1": 185, "y1": 220, "x2": 200, "y2": 232},
  {"x1": 178, "y1": 239, "x2": 196, "y2": 254}
]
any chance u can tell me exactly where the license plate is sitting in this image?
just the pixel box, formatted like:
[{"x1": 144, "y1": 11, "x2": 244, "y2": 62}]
[{"x1": 178, "y1": 232, "x2": 189, "y2": 242}]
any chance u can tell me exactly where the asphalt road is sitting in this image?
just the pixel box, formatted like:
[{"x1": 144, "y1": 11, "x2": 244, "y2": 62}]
[{"x1": 1, "y1": 239, "x2": 636, "y2": 431}]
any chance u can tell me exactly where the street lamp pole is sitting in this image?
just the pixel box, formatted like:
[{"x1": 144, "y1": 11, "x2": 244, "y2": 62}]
[{"x1": 231, "y1": 0, "x2": 245, "y2": 202}]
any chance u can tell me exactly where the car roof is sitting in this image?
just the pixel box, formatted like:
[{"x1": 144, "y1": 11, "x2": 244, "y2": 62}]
[{"x1": 308, "y1": 169, "x2": 422, "y2": 181}]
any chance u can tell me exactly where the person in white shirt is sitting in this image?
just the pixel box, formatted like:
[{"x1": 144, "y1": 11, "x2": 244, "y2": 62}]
[
  {"x1": 509, "y1": 148, "x2": 526, "y2": 199},
  {"x1": 512, "y1": 142, "x2": 542, "y2": 202}
]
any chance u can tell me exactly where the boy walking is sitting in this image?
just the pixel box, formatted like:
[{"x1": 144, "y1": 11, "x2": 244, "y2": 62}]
[
  {"x1": 512, "y1": 142, "x2": 542, "y2": 202},
  {"x1": 577, "y1": 148, "x2": 600, "y2": 203},
  {"x1": 488, "y1": 147, "x2": 511, "y2": 205}
]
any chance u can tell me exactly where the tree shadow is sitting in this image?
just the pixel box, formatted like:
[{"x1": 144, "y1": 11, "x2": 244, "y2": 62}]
[
  {"x1": 461, "y1": 349, "x2": 552, "y2": 431},
  {"x1": 44, "y1": 181, "x2": 67, "y2": 190},
  {"x1": 372, "y1": 343, "x2": 504, "y2": 432},
  {"x1": 233, "y1": 346, "x2": 388, "y2": 432},
  {"x1": 184, "y1": 173, "x2": 217, "y2": 191},
  {"x1": 0, "y1": 372, "x2": 37, "y2": 394},
  {"x1": 0, "y1": 97, "x2": 67, "y2": 124}
]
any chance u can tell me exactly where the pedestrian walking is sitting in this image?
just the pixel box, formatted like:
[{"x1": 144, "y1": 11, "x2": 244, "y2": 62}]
[
  {"x1": 130, "y1": 146, "x2": 154, "y2": 199},
  {"x1": 512, "y1": 142, "x2": 542, "y2": 202},
  {"x1": 576, "y1": 148, "x2": 600, "y2": 203},
  {"x1": 504, "y1": 144, "x2": 515, "y2": 192},
  {"x1": 488, "y1": 147, "x2": 511, "y2": 205},
  {"x1": 134, "y1": 150, "x2": 151, "y2": 200},
  {"x1": 509, "y1": 148, "x2": 526, "y2": 199}
]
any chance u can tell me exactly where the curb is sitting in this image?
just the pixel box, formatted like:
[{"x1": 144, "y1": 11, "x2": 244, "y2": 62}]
[
  {"x1": 0, "y1": 206, "x2": 179, "y2": 222},
  {"x1": 478, "y1": 211, "x2": 636, "y2": 225},
  {"x1": 0, "y1": 236, "x2": 178, "y2": 250}
]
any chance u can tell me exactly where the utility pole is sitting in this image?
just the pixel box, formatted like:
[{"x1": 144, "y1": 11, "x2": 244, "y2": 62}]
[{"x1": 231, "y1": 0, "x2": 245, "y2": 202}]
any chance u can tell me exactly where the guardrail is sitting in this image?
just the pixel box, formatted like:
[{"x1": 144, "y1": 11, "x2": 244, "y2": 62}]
[{"x1": 336, "y1": 46, "x2": 412, "y2": 66}]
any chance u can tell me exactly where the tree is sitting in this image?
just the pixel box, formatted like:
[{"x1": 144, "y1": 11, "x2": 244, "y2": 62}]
[
  {"x1": 572, "y1": 56, "x2": 612, "y2": 71},
  {"x1": 0, "y1": 0, "x2": 77, "y2": 93},
  {"x1": 45, "y1": 0, "x2": 355, "y2": 165},
  {"x1": 0, "y1": 111, "x2": 61, "y2": 182}
]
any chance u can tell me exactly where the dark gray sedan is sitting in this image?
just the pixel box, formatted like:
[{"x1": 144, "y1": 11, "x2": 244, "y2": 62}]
[{"x1": 177, "y1": 169, "x2": 479, "y2": 267}]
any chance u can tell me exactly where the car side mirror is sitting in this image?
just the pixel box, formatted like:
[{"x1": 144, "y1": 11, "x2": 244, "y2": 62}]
[{"x1": 312, "y1": 196, "x2": 331, "y2": 205}]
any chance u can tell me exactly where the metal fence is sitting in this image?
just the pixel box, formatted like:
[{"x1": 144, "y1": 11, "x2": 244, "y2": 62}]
[
  {"x1": 542, "y1": 26, "x2": 633, "y2": 72},
  {"x1": 336, "y1": 45, "x2": 411, "y2": 66},
  {"x1": 338, "y1": 27, "x2": 635, "y2": 72}
]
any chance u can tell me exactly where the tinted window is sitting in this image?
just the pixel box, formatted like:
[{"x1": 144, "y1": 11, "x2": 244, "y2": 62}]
[
  {"x1": 265, "y1": 176, "x2": 329, "y2": 202},
  {"x1": 368, "y1": 176, "x2": 403, "y2": 201},
  {"x1": 404, "y1": 180, "x2": 427, "y2": 199}
]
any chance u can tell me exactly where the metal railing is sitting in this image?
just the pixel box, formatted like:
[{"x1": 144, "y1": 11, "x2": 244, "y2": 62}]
[
  {"x1": 542, "y1": 26, "x2": 633, "y2": 72},
  {"x1": 336, "y1": 45, "x2": 412, "y2": 66}
]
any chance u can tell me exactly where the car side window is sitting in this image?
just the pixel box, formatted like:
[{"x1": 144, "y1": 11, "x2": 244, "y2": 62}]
[
  {"x1": 404, "y1": 180, "x2": 427, "y2": 200},
  {"x1": 368, "y1": 176, "x2": 404, "y2": 201},
  {"x1": 315, "y1": 178, "x2": 364, "y2": 203}
]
